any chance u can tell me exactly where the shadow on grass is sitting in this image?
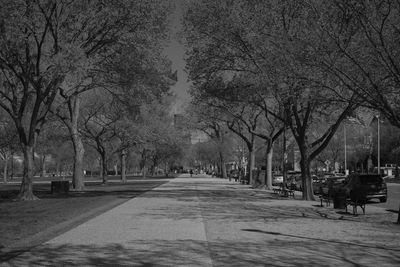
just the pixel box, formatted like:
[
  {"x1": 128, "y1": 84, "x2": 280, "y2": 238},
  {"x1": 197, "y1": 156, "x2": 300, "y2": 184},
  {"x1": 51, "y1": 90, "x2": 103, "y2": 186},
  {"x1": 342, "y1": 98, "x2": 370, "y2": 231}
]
[
  {"x1": 0, "y1": 180, "x2": 170, "y2": 202},
  {"x1": 3, "y1": 239, "x2": 400, "y2": 266},
  {"x1": 0, "y1": 180, "x2": 170, "y2": 250},
  {"x1": 312, "y1": 204, "x2": 324, "y2": 208}
]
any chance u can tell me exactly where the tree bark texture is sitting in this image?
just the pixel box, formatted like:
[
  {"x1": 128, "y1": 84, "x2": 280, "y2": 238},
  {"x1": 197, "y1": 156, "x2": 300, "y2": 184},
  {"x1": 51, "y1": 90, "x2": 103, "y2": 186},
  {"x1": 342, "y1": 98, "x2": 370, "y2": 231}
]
[
  {"x1": 100, "y1": 151, "x2": 107, "y2": 184},
  {"x1": 71, "y1": 133, "x2": 85, "y2": 190},
  {"x1": 3, "y1": 154, "x2": 8, "y2": 183},
  {"x1": 40, "y1": 155, "x2": 46, "y2": 178},
  {"x1": 264, "y1": 146, "x2": 273, "y2": 190},
  {"x1": 398, "y1": 204, "x2": 400, "y2": 224},
  {"x1": 140, "y1": 149, "x2": 147, "y2": 178},
  {"x1": 219, "y1": 151, "x2": 227, "y2": 178},
  {"x1": 120, "y1": 150, "x2": 127, "y2": 183},
  {"x1": 282, "y1": 127, "x2": 288, "y2": 186},
  {"x1": 18, "y1": 145, "x2": 38, "y2": 200},
  {"x1": 69, "y1": 96, "x2": 85, "y2": 190},
  {"x1": 248, "y1": 144, "x2": 256, "y2": 186},
  {"x1": 299, "y1": 144, "x2": 314, "y2": 201},
  {"x1": 114, "y1": 164, "x2": 118, "y2": 176}
]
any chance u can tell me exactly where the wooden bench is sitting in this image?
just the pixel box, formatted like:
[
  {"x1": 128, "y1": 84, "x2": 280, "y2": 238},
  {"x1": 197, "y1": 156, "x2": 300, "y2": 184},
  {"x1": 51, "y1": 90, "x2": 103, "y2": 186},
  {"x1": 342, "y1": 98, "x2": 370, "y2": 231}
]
[
  {"x1": 272, "y1": 187, "x2": 294, "y2": 198},
  {"x1": 319, "y1": 195, "x2": 331, "y2": 207},
  {"x1": 345, "y1": 199, "x2": 366, "y2": 214},
  {"x1": 276, "y1": 188, "x2": 295, "y2": 198},
  {"x1": 273, "y1": 187, "x2": 282, "y2": 194},
  {"x1": 281, "y1": 189, "x2": 295, "y2": 198}
]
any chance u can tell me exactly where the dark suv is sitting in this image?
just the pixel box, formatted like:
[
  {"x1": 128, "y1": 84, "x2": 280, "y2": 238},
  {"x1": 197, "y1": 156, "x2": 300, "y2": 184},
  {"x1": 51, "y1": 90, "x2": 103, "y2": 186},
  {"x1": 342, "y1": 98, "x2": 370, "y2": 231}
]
[{"x1": 343, "y1": 174, "x2": 387, "y2": 203}]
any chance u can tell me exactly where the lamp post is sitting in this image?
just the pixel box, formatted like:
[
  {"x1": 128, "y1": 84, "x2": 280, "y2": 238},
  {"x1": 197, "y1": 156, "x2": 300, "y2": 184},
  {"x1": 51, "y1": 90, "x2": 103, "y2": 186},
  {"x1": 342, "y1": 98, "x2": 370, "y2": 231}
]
[
  {"x1": 377, "y1": 115, "x2": 381, "y2": 175},
  {"x1": 344, "y1": 124, "x2": 347, "y2": 175}
]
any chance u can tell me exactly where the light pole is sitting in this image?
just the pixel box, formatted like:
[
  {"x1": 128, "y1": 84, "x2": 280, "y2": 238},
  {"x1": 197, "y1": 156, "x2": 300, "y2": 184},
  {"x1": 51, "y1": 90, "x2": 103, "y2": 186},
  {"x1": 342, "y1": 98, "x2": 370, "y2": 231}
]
[
  {"x1": 344, "y1": 123, "x2": 347, "y2": 175},
  {"x1": 377, "y1": 115, "x2": 381, "y2": 175}
]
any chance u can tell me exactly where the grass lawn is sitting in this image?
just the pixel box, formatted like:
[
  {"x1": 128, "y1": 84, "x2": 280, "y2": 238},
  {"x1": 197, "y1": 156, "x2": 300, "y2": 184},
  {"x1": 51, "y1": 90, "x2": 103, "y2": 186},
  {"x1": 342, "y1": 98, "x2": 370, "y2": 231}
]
[{"x1": 0, "y1": 176, "x2": 171, "y2": 256}]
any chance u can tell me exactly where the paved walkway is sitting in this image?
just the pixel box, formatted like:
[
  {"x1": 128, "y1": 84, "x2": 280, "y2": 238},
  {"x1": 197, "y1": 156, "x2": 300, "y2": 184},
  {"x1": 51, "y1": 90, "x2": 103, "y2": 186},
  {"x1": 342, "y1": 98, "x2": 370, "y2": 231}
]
[{"x1": 3, "y1": 175, "x2": 400, "y2": 266}]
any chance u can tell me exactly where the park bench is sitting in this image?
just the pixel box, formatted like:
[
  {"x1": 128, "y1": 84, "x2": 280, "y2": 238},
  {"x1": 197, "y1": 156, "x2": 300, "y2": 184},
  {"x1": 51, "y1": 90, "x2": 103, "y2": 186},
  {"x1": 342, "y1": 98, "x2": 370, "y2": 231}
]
[
  {"x1": 345, "y1": 190, "x2": 367, "y2": 215},
  {"x1": 273, "y1": 185, "x2": 295, "y2": 198},
  {"x1": 319, "y1": 188, "x2": 338, "y2": 207},
  {"x1": 281, "y1": 189, "x2": 295, "y2": 198},
  {"x1": 273, "y1": 187, "x2": 281, "y2": 194},
  {"x1": 241, "y1": 180, "x2": 250, "y2": 185},
  {"x1": 319, "y1": 194, "x2": 331, "y2": 207}
]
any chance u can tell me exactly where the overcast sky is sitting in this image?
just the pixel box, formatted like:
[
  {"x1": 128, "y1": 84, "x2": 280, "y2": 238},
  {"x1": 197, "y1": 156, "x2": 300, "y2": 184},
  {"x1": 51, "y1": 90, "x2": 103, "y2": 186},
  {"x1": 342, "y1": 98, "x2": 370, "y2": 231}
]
[{"x1": 164, "y1": 1, "x2": 192, "y2": 114}]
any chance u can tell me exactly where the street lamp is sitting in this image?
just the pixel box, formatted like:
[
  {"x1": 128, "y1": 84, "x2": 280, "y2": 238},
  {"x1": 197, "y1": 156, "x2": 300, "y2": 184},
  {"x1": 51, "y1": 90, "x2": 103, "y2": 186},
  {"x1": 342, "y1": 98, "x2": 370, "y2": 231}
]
[
  {"x1": 344, "y1": 123, "x2": 347, "y2": 175},
  {"x1": 376, "y1": 114, "x2": 381, "y2": 175}
]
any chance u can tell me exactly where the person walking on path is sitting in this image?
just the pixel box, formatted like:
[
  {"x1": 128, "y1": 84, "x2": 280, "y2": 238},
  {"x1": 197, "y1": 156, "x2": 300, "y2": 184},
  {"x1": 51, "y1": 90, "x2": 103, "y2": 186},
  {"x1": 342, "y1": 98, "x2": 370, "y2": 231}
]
[{"x1": 190, "y1": 169, "x2": 193, "y2": 177}]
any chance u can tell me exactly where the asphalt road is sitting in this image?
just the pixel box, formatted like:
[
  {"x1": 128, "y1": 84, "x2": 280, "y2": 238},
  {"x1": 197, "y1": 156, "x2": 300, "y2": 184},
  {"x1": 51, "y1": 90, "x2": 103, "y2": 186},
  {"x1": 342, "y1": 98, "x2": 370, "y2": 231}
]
[{"x1": 370, "y1": 183, "x2": 400, "y2": 212}]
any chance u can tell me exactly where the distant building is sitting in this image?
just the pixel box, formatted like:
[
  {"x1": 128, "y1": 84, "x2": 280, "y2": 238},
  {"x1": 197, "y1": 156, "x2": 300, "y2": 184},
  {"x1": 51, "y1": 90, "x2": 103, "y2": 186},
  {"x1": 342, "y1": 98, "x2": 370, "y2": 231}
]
[{"x1": 173, "y1": 113, "x2": 209, "y2": 144}]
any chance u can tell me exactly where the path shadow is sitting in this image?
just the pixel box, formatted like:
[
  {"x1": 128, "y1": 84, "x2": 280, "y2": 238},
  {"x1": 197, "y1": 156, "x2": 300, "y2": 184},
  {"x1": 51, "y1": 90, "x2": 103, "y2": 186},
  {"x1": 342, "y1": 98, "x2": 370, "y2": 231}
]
[
  {"x1": 3, "y1": 239, "x2": 400, "y2": 266},
  {"x1": 242, "y1": 229, "x2": 400, "y2": 252},
  {"x1": 0, "y1": 180, "x2": 168, "y2": 202},
  {"x1": 387, "y1": 209, "x2": 399, "y2": 214}
]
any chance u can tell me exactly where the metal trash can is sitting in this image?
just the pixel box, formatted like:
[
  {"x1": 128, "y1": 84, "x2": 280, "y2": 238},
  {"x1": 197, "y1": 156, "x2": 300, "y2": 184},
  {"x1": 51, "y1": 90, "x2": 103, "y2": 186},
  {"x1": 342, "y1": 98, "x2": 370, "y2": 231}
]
[
  {"x1": 51, "y1": 181, "x2": 70, "y2": 194},
  {"x1": 333, "y1": 191, "x2": 347, "y2": 209}
]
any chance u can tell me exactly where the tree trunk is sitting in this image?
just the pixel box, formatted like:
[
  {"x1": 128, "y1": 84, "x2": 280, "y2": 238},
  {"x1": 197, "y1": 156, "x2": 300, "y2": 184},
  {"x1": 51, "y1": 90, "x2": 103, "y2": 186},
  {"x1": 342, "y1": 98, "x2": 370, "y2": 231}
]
[
  {"x1": 71, "y1": 133, "x2": 85, "y2": 190},
  {"x1": 299, "y1": 144, "x2": 314, "y2": 200},
  {"x1": 140, "y1": 149, "x2": 147, "y2": 178},
  {"x1": 18, "y1": 145, "x2": 38, "y2": 200},
  {"x1": 69, "y1": 96, "x2": 85, "y2": 190},
  {"x1": 282, "y1": 127, "x2": 288, "y2": 186},
  {"x1": 100, "y1": 151, "x2": 107, "y2": 184},
  {"x1": 40, "y1": 155, "x2": 46, "y2": 178},
  {"x1": 219, "y1": 151, "x2": 227, "y2": 178},
  {"x1": 142, "y1": 167, "x2": 146, "y2": 178},
  {"x1": 3, "y1": 154, "x2": 9, "y2": 183},
  {"x1": 216, "y1": 162, "x2": 221, "y2": 177},
  {"x1": 56, "y1": 161, "x2": 60, "y2": 177},
  {"x1": 248, "y1": 144, "x2": 256, "y2": 186},
  {"x1": 264, "y1": 145, "x2": 273, "y2": 190},
  {"x1": 165, "y1": 162, "x2": 169, "y2": 177},
  {"x1": 397, "y1": 203, "x2": 400, "y2": 224},
  {"x1": 120, "y1": 150, "x2": 127, "y2": 183},
  {"x1": 58, "y1": 163, "x2": 63, "y2": 177}
]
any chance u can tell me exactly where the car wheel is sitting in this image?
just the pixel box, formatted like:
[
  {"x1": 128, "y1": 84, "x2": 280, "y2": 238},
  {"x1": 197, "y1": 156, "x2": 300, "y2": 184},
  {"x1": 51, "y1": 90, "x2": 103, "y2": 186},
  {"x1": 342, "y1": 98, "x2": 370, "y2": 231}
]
[{"x1": 379, "y1": 197, "x2": 387, "y2": 203}]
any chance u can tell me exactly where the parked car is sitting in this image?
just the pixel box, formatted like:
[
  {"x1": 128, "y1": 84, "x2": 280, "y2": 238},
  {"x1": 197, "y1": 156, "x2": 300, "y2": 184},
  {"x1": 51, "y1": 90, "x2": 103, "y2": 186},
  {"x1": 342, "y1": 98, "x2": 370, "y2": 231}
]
[
  {"x1": 285, "y1": 172, "x2": 301, "y2": 190},
  {"x1": 343, "y1": 174, "x2": 387, "y2": 203},
  {"x1": 312, "y1": 176, "x2": 326, "y2": 195},
  {"x1": 320, "y1": 176, "x2": 347, "y2": 197},
  {"x1": 230, "y1": 170, "x2": 239, "y2": 181},
  {"x1": 272, "y1": 175, "x2": 283, "y2": 186}
]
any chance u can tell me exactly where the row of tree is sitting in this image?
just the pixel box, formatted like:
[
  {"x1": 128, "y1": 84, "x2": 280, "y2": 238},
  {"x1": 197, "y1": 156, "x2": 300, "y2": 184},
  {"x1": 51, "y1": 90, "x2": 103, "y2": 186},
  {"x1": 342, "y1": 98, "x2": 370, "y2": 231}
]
[
  {"x1": 0, "y1": 0, "x2": 184, "y2": 200},
  {"x1": 182, "y1": 0, "x2": 400, "y2": 200}
]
